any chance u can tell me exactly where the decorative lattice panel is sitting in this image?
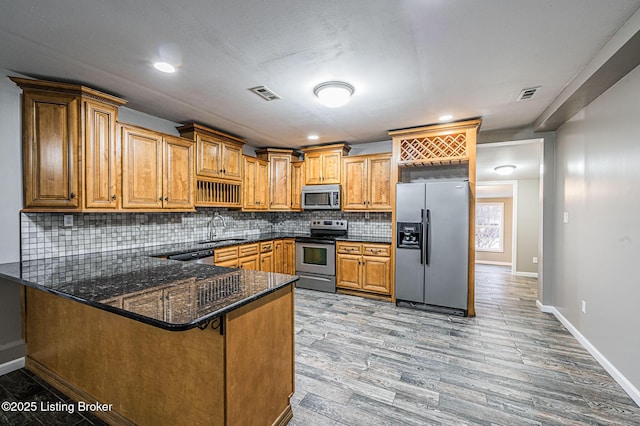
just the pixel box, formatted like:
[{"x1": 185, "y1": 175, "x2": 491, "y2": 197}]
[
  {"x1": 399, "y1": 133, "x2": 468, "y2": 165},
  {"x1": 196, "y1": 180, "x2": 241, "y2": 207}
]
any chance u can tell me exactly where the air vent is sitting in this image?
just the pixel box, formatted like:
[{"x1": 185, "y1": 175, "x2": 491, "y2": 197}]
[
  {"x1": 516, "y1": 86, "x2": 540, "y2": 101},
  {"x1": 248, "y1": 86, "x2": 281, "y2": 101}
]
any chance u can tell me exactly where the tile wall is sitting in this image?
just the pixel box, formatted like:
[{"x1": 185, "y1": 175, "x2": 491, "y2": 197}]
[{"x1": 21, "y1": 210, "x2": 392, "y2": 260}]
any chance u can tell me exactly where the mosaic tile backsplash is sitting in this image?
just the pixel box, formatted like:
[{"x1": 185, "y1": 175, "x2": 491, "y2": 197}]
[{"x1": 21, "y1": 210, "x2": 392, "y2": 260}]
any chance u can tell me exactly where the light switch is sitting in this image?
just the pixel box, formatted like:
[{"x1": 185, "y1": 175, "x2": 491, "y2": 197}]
[{"x1": 563, "y1": 212, "x2": 569, "y2": 223}]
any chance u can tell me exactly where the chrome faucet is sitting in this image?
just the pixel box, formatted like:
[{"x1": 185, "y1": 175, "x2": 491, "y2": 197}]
[{"x1": 209, "y1": 212, "x2": 227, "y2": 240}]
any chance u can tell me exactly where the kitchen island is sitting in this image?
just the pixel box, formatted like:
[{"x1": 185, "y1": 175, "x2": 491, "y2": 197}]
[{"x1": 0, "y1": 251, "x2": 297, "y2": 426}]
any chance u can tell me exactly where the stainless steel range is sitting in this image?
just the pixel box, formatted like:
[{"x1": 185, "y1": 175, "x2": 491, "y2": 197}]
[{"x1": 295, "y1": 219, "x2": 348, "y2": 292}]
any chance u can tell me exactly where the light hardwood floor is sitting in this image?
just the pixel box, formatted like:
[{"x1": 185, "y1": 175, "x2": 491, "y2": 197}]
[{"x1": 290, "y1": 264, "x2": 640, "y2": 425}]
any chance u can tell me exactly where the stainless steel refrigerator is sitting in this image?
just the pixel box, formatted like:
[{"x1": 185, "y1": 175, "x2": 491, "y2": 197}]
[{"x1": 395, "y1": 181, "x2": 469, "y2": 316}]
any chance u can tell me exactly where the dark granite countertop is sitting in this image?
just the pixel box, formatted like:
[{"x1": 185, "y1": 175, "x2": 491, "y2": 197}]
[
  {"x1": 0, "y1": 232, "x2": 390, "y2": 331},
  {"x1": 0, "y1": 250, "x2": 297, "y2": 331}
]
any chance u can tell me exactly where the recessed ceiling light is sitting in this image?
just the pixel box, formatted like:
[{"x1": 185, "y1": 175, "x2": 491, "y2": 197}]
[
  {"x1": 439, "y1": 114, "x2": 453, "y2": 122},
  {"x1": 313, "y1": 81, "x2": 354, "y2": 108},
  {"x1": 308, "y1": 135, "x2": 319, "y2": 141},
  {"x1": 153, "y1": 61, "x2": 176, "y2": 73},
  {"x1": 494, "y1": 165, "x2": 516, "y2": 175}
]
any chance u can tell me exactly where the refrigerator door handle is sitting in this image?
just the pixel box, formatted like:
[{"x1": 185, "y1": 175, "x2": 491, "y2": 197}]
[
  {"x1": 419, "y1": 210, "x2": 426, "y2": 264},
  {"x1": 424, "y1": 209, "x2": 430, "y2": 266}
]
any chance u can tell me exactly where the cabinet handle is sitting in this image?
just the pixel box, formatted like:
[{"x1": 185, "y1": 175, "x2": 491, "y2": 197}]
[
  {"x1": 363, "y1": 201, "x2": 366, "y2": 205},
  {"x1": 164, "y1": 197, "x2": 169, "y2": 201},
  {"x1": 219, "y1": 169, "x2": 223, "y2": 173},
  {"x1": 70, "y1": 192, "x2": 75, "y2": 199},
  {"x1": 111, "y1": 194, "x2": 116, "y2": 201},
  {"x1": 223, "y1": 169, "x2": 226, "y2": 174},
  {"x1": 159, "y1": 197, "x2": 163, "y2": 201}
]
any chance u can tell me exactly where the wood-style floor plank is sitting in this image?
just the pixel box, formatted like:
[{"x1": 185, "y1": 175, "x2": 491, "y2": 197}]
[{"x1": 290, "y1": 264, "x2": 640, "y2": 425}]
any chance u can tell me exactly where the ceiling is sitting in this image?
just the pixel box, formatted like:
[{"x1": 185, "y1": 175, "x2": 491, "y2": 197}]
[{"x1": 1, "y1": 1, "x2": 639, "y2": 148}]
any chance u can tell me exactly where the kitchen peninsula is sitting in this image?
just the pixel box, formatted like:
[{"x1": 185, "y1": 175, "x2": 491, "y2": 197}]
[{"x1": 0, "y1": 250, "x2": 297, "y2": 426}]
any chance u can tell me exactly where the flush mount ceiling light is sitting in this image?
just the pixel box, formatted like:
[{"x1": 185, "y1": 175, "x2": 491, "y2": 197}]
[
  {"x1": 153, "y1": 61, "x2": 176, "y2": 73},
  {"x1": 313, "y1": 81, "x2": 354, "y2": 108},
  {"x1": 439, "y1": 114, "x2": 453, "y2": 122},
  {"x1": 494, "y1": 165, "x2": 516, "y2": 175},
  {"x1": 307, "y1": 134, "x2": 319, "y2": 141}
]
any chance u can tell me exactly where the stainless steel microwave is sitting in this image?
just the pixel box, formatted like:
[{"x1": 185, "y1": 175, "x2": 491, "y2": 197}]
[{"x1": 301, "y1": 184, "x2": 341, "y2": 210}]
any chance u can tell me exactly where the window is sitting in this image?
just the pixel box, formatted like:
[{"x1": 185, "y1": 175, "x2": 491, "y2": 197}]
[{"x1": 475, "y1": 202, "x2": 504, "y2": 252}]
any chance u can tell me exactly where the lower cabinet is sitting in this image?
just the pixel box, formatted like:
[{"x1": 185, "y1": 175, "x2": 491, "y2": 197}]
[
  {"x1": 336, "y1": 242, "x2": 391, "y2": 296},
  {"x1": 213, "y1": 239, "x2": 296, "y2": 274}
]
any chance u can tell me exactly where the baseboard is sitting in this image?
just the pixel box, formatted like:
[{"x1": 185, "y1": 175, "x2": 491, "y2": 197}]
[
  {"x1": 475, "y1": 260, "x2": 512, "y2": 266},
  {"x1": 0, "y1": 357, "x2": 25, "y2": 376},
  {"x1": 516, "y1": 271, "x2": 538, "y2": 278},
  {"x1": 539, "y1": 303, "x2": 640, "y2": 407}
]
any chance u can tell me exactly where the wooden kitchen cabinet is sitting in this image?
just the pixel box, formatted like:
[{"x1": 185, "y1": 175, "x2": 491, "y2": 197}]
[
  {"x1": 290, "y1": 161, "x2": 305, "y2": 211},
  {"x1": 342, "y1": 153, "x2": 392, "y2": 211},
  {"x1": 12, "y1": 77, "x2": 126, "y2": 211},
  {"x1": 259, "y1": 241, "x2": 274, "y2": 272},
  {"x1": 242, "y1": 156, "x2": 269, "y2": 211},
  {"x1": 177, "y1": 122, "x2": 244, "y2": 182},
  {"x1": 238, "y1": 243, "x2": 260, "y2": 270},
  {"x1": 283, "y1": 238, "x2": 296, "y2": 275},
  {"x1": 336, "y1": 242, "x2": 391, "y2": 297},
  {"x1": 121, "y1": 124, "x2": 195, "y2": 210},
  {"x1": 256, "y1": 148, "x2": 301, "y2": 211},
  {"x1": 301, "y1": 143, "x2": 350, "y2": 185},
  {"x1": 177, "y1": 122, "x2": 244, "y2": 208},
  {"x1": 273, "y1": 239, "x2": 284, "y2": 273}
]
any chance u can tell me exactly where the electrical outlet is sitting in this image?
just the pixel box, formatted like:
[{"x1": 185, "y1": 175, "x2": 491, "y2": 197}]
[
  {"x1": 63, "y1": 215, "x2": 73, "y2": 227},
  {"x1": 365, "y1": 212, "x2": 370, "y2": 220},
  {"x1": 532, "y1": 257, "x2": 538, "y2": 264},
  {"x1": 581, "y1": 300, "x2": 587, "y2": 314},
  {"x1": 563, "y1": 212, "x2": 569, "y2": 223}
]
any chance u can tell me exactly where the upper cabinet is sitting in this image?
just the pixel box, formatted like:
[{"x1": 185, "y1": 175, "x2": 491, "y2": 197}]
[
  {"x1": 242, "y1": 155, "x2": 269, "y2": 211},
  {"x1": 342, "y1": 153, "x2": 392, "y2": 211},
  {"x1": 301, "y1": 143, "x2": 350, "y2": 185},
  {"x1": 177, "y1": 123, "x2": 244, "y2": 208},
  {"x1": 290, "y1": 161, "x2": 305, "y2": 211},
  {"x1": 256, "y1": 148, "x2": 301, "y2": 211},
  {"x1": 177, "y1": 123, "x2": 244, "y2": 182},
  {"x1": 11, "y1": 77, "x2": 127, "y2": 211},
  {"x1": 121, "y1": 124, "x2": 195, "y2": 210}
]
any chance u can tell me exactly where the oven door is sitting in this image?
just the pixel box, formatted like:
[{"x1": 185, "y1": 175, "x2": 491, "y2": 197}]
[{"x1": 295, "y1": 241, "x2": 336, "y2": 276}]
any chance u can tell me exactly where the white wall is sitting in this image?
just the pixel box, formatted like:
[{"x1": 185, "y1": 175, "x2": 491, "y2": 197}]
[
  {"x1": 553, "y1": 63, "x2": 640, "y2": 391},
  {"x1": 516, "y1": 179, "x2": 539, "y2": 274},
  {"x1": 0, "y1": 71, "x2": 26, "y2": 366}
]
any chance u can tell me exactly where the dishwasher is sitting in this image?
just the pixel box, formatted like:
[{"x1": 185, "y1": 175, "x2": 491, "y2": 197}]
[{"x1": 167, "y1": 248, "x2": 214, "y2": 265}]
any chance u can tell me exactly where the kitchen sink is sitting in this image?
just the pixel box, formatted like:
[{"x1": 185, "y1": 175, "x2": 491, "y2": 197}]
[{"x1": 198, "y1": 238, "x2": 248, "y2": 245}]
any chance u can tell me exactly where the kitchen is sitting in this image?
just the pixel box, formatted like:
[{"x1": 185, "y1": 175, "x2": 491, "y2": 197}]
[{"x1": 2, "y1": 1, "x2": 640, "y2": 425}]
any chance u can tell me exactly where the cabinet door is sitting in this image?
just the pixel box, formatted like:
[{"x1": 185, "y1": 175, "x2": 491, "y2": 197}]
[
  {"x1": 242, "y1": 156, "x2": 258, "y2": 209},
  {"x1": 361, "y1": 256, "x2": 391, "y2": 295},
  {"x1": 290, "y1": 162, "x2": 304, "y2": 210},
  {"x1": 221, "y1": 143, "x2": 242, "y2": 182},
  {"x1": 368, "y1": 155, "x2": 392, "y2": 211},
  {"x1": 273, "y1": 240, "x2": 284, "y2": 273},
  {"x1": 304, "y1": 152, "x2": 323, "y2": 184},
  {"x1": 196, "y1": 135, "x2": 222, "y2": 178},
  {"x1": 260, "y1": 251, "x2": 274, "y2": 272},
  {"x1": 215, "y1": 258, "x2": 238, "y2": 268},
  {"x1": 238, "y1": 254, "x2": 259, "y2": 271},
  {"x1": 283, "y1": 239, "x2": 296, "y2": 274},
  {"x1": 84, "y1": 100, "x2": 118, "y2": 209},
  {"x1": 121, "y1": 125, "x2": 163, "y2": 209},
  {"x1": 336, "y1": 254, "x2": 362, "y2": 290},
  {"x1": 269, "y1": 156, "x2": 291, "y2": 209},
  {"x1": 23, "y1": 91, "x2": 79, "y2": 208},
  {"x1": 163, "y1": 136, "x2": 194, "y2": 209},
  {"x1": 256, "y1": 159, "x2": 269, "y2": 210},
  {"x1": 342, "y1": 157, "x2": 367, "y2": 210},
  {"x1": 321, "y1": 151, "x2": 342, "y2": 184}
]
